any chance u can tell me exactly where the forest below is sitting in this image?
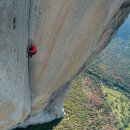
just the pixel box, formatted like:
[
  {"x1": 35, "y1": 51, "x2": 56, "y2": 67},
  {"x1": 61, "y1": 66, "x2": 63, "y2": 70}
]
[{"x1": 85, "y1": 38, "x2": 130, "y2": 97}]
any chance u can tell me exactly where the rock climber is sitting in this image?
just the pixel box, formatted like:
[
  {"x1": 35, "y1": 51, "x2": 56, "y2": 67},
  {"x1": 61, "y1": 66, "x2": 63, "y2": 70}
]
[{"x1": 28, "y1": 43, "x2": 37, "y2": 58}]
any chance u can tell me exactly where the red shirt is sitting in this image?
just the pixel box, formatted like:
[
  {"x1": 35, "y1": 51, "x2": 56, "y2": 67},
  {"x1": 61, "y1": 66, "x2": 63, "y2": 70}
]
[{"x1": 31, "y1": 45, "x2": 37, "y2": 54}]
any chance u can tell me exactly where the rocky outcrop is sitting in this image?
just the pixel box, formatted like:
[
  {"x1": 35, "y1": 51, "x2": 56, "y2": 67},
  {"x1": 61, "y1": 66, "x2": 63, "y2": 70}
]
[{"x1": 0, "y1": 0, "x2": 130, "y2": 130}]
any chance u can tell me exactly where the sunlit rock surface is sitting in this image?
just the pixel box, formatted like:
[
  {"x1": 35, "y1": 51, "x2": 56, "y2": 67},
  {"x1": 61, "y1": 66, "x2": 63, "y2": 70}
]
[{"x1": 0, "y1": 0, "x2": 130, "y2": 130}]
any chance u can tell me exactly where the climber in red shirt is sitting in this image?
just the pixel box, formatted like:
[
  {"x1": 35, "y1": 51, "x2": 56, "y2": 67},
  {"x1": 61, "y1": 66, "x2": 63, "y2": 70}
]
[{"x1": 28, "y1": 43, "x2": 37, "y2": 58}]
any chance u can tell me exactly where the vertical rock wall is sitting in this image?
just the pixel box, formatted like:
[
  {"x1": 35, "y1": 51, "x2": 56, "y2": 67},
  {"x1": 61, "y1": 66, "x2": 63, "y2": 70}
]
[
  {"x1": 0, "y1": 1, "x2": 31, "y2": 130},
  {"x1": 0, "y1": 0, "x2": 130, "y2": 130},
  {"x1": 28, "y1": 0, "x2": 130, "y2": 122}
]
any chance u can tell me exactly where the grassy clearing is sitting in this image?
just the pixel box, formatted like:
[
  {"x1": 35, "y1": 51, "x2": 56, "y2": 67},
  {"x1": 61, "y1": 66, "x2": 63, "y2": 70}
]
[
  {"x1": 102, "y1": 84, "x2": 130, "y2": 130},
  {"x1": 125, "y1": 124, "x2": 130, "y2": 130}
]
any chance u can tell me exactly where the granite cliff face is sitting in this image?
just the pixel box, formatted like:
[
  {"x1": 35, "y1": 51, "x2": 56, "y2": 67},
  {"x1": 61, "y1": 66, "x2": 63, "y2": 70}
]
[{"x1": 0, "y1": 0, "x2": 130, "y2": 130}]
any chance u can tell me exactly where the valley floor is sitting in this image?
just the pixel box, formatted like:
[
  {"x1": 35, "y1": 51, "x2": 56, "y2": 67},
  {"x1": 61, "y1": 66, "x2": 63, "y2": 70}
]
[{"x1": 16, "y1": 74, "x2": 130, "y2": 130}]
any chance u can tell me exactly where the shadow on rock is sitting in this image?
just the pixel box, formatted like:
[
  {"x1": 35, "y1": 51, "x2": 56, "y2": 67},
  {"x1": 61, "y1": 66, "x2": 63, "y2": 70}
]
[{"x1": 14, "y1": 118, "x2": 62, "y2": 130}]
